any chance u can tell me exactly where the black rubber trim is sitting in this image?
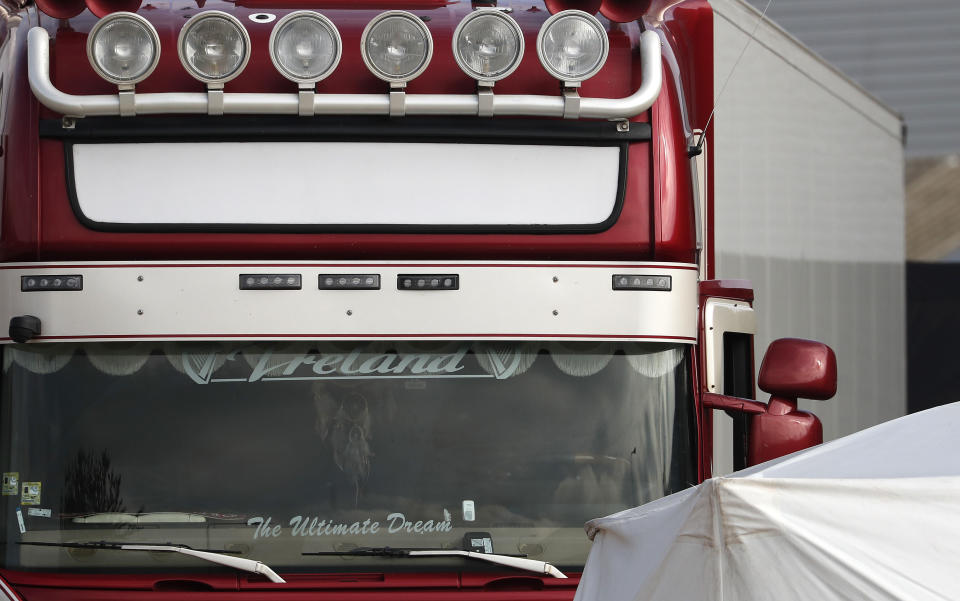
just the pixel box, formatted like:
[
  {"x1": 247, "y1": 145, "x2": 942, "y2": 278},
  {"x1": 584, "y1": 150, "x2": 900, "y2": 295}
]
[
  {"x1": 41, "y1": 116, "x2": 651, "y2": 143},
  {"x1": 55, "y1": 116, "x2": 644, "y2": 234}
]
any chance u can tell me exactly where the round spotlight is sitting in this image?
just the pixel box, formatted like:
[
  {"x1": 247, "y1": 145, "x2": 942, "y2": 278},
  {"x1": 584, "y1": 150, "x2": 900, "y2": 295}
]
[
  {"x1": 536, "y1": 10, "x2": 609, "y2": 83},
  {"x1": 361, "y1": 11, "x2": 433, "y2": 84},
  {"x1": 86, "y1": 12, "x2": 160, "y2": 85},
  {"x1": 178, "y1": 11, "x2": 251, "y2": 84},
  {"x1": 269, "y1": 11, "x2": 342, "y2": 84},
  {"x1": 453, "y1": 9, "x2": 524, "y2": 83}
]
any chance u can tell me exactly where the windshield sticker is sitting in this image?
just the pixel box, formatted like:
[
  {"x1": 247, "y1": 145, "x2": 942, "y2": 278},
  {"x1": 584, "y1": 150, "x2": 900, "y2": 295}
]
[
  {"x1": 20, "y1": 482, "x2": 41, "y2": 506},
  {"x1": 467, "y1": 534, "x2": 494, "y2": 554},
  {"x1": 27, "y1": 508, "x2": 52, "y2": 518},
  {"x1": 462, "y1": 500, "x2": 476, "y2": 522},
  {"x1": 1, "y1": 472, "x2": 17, "y2": 496},
  {"x1": 181, "y1": 345, "x2": 528, "y2": 384},
  {"x1": 15, "y1": 508, "x2": 25, "y2": 534},
  {"x1": 247, "y1": 511, "x2": 453, "y2": 540}
]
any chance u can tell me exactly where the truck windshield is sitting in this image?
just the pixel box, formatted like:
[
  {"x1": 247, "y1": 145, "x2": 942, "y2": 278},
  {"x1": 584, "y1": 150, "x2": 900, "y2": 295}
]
[{"x1": 0, "y1": 341, "x2": 695, "y2": 574}]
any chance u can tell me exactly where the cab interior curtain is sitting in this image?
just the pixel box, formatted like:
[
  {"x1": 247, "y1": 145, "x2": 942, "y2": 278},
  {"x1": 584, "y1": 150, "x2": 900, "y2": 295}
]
[{"x1": 3, "y1": 341, "x2": 688, "y2": 380}]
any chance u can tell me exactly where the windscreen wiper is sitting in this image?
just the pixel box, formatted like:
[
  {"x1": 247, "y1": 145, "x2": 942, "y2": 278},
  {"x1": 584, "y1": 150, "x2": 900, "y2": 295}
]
[
  {"x1": 304, "y1": 546, "x2": 567, "y2": 578},
  {"x1": 19, "y1": 541, "x2": 285, "y2": 583}
]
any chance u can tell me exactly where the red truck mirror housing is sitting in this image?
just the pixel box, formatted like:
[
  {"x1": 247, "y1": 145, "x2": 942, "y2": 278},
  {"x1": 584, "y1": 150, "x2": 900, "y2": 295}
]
[
  {"x1": 759, "y1": 338, "x2": 838, "y2": 401},
  {"x1": 704, "y1": 338, "x2": 837, "y2": 467},
  {"x1": 751, "y1": 338, "x2": 836, "y2": 465}
]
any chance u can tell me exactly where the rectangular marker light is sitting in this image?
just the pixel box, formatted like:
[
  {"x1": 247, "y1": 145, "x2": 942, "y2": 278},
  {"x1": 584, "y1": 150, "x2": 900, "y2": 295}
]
[
  {"x1": 398, "y1": 274, "x2": 459, "y2": 290},
  {"x1": 239, "y1": 274, "x2": 302, "y2": 290},
  {"x1": 613, "y1": 274, "x2": 672, "y2": 291},
  {"x1": 21, "y1": 275, "x2": 83, "y2": 291},
  {"x1": 319, "y1": 274, "x2": 381, "y2": 290}
]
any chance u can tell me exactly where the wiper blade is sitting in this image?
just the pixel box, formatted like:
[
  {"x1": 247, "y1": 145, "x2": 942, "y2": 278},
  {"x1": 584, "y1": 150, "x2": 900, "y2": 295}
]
[
  {"x1": 71, "y1": 512, "x2": 210, "y2": 524},
  {"x1": 304, "y1": 546, "x2": 567, "y2": 579},
  {"x1": 19, "y1": 541, "x2": 285, "y2": 584},
  {"x1": 18, "y1": 541, "x2": 233, "y2": 553}
]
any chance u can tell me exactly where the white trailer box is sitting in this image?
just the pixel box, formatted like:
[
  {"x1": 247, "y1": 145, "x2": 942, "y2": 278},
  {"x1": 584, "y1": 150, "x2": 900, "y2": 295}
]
[{"x1": 709, "y1": 0, "x2": 906, "y2": 474}]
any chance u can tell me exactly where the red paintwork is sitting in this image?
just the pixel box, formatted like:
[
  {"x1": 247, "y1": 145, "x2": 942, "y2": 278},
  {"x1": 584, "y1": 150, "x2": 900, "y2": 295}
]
[
  {"x1": 34, "y1": 0, "x2": 86, "y2": 19},
  {"x1": 696, "y1": 279, "x2": 755, "y2": 478},
  {"x1": 0, "y1": 12, "x2": 41, "y2": 262},
  {"x1": 657, "y1": 1, "x2": 714, "y2": 276},
  {"x1": 0, "y1": 0, "x2": 730, "y2": 595},
  {"x1": 759, "y1": 338, "x2": 838, "y2": 401},
  {"x1": 689, "y1": 340, "x2": 708, "y2": 483},
  {"x1": 0, "y1": 0, "x2": 714, "y2": 263},
  {"x1": 1, "y1": 570, "x2": 580, "y2": 600},
  {"x1": 28, "y1": 141, "x2": 657, "y2": 261},
  {"x1": 701, "y1": 391, "x2": 766, "y2": 415},
  {"x1": 0, "y1": 575, "x2": 23, "y2": 601},
  {"x1": 698, "y1": 278, "x2": 754, "y2": 302},
  {"x1": 543, "y1": 0, "x2": 603, "y2": 15},
  {"x1": 86, "y1": 0, "x2": 144, "y2": 18},
  {"x1": 748, "y1": 402, "x2": 823, "y2": 465},
  {"x1": 701, "y1": 388, "x2": 826, "y2": 467},
  {"x1": 650, "y1": 33, "x2": 697, "y2": 263},
  {"x1": 749, "y1": 338, "x2": 833, "y2": 462},
  {"x1": 600, "y1": 0, "x2": 653, "y2": 23},
  {"x1": 540, "y1": 0, "x2": 653, "y2": 23},
  {"x1": 0, "y1": 261, "x2": 701, "y2": 269},
  {"x1": 236, "y1": 1, "x2": 456, "y2": 8},
  {"x1": 696, "y1": 292, "x2": 712, "y2": 478}
]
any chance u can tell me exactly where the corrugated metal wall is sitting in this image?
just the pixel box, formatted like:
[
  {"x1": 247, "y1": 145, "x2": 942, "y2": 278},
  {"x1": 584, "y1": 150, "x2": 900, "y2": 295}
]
[
  {"x1": 710, "y1": 0, "x2": 907, "y2": 474},
  {"x1": 744, "y1": 0, "x2": 960, "y2": 158}
]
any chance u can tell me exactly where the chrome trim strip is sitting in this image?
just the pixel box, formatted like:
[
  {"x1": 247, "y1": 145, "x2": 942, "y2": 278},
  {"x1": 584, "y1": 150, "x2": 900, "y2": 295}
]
[
  {"x1": 0, "y1": 261, "x2": 697, "y2": 343},
  {"x1": 29, "y1": 27, "x2": 662, "y2": 120}
]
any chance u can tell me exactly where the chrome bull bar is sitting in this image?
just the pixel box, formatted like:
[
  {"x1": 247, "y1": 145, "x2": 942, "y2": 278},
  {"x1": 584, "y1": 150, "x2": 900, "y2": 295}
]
[{"x1": 28, "y1": 27, "x2": 662, "y2": 120}]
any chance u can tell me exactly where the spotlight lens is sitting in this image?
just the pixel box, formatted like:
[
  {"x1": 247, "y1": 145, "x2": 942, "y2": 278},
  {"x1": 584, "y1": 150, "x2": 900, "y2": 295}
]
[
  {"x1": 362, "y1": 11, "x2": 432, "y2": 82},
  {"x1": 454, "y1": 11, "x2": 523, "y2": 81},
  {"x1": 537, "y1": 11, "x2": 608, "y2": 82},
  {"x1": 271, "y1": 12, "x2": 341, "y2": 83},
  {"x1": 88, "y1": 13, "x2": 159, "y2": 84},
  {"x1": 180, "y1": 12, "x2": 250, "y2": 83}
]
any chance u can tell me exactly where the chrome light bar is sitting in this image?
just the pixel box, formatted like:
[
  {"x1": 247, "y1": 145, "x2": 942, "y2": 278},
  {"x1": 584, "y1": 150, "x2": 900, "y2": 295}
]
[{"x1": 28, "y1": 27, "x2": 661, "y2": 120}]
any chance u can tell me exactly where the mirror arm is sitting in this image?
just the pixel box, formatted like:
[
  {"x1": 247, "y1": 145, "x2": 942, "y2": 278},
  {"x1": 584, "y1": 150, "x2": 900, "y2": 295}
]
[
  {"x1": 702, "y1": 392, "x2": 768, "y2": 415},
  {"x1": 765, "y1": 395, "x2": 798, "y2": 416}
]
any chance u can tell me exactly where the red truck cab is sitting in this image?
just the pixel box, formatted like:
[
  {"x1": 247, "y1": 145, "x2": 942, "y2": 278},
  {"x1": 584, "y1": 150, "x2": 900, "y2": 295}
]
[{"x1": 0, "y1": 0, "x2": 832, "y2": 598}]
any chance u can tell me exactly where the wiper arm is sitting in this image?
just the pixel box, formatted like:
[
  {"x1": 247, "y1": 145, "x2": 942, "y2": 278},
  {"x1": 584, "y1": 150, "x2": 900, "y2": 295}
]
[
  {"x1": 19, "y1": 541, "x2": 285, "y2": 584},
  {"x1": 123, "y1": 545, "x2": 285, "y2": 584},
  {"x1": 304, "y1": 546, "x2": 567, "y2": 579}
]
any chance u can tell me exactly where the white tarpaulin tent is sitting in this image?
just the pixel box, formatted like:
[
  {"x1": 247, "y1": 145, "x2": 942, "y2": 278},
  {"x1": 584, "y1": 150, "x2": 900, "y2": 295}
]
[{"x1": 574, "y1": 402, "x2": 960, "y2": 601}]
